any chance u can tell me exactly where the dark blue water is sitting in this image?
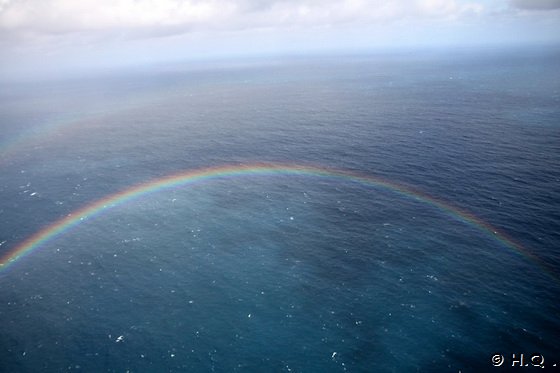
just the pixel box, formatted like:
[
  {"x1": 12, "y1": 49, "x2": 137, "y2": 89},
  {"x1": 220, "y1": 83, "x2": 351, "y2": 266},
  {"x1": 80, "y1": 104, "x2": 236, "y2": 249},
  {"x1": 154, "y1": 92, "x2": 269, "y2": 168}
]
[{"x1": 1, "y1": 48, "x2": 559, "y2": 372}]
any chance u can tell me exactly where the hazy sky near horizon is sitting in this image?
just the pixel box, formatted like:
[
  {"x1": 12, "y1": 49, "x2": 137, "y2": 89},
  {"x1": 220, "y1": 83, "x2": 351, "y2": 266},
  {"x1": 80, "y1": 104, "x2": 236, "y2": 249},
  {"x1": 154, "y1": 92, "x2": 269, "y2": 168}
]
[{"x1": 1, "y1": 0, "x2": 560, "y2": 77}]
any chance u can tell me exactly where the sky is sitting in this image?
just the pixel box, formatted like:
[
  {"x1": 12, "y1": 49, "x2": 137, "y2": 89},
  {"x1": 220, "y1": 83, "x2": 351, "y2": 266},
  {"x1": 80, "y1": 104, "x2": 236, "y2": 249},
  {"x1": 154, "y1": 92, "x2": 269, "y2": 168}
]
[{"x1": 1, "y1": 0, "x2": 560, "y2": 78}]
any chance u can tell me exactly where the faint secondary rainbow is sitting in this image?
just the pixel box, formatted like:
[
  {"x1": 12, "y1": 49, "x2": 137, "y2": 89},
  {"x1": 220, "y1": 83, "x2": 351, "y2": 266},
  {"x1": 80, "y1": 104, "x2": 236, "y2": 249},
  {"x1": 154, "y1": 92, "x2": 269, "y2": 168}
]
[
  {"x1": 0, "y1": 91, "x2": 164, "y2": 165},
  {"x1": 0, "y1": 163, "x2": 554, "y2": 280}
]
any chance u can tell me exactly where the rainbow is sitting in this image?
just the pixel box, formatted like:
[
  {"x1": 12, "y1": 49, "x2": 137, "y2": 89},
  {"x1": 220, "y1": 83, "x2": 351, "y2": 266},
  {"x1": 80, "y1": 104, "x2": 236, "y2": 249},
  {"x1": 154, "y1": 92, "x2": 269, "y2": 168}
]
[
  {"x1": 0, "y1": 163, "x2": 553, "y2": 280},
  {"x1": 0, "y1": 91, "x2": 158, "y2": 165},
  {"x1": 0, "y1": 112, "x2": 95, "y2": 164}
]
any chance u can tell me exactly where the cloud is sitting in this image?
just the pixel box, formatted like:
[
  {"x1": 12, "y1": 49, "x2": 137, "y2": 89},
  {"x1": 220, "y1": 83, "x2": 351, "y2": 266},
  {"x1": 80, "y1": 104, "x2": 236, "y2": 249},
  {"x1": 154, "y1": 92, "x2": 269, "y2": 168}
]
[
  {"x1": 0, "y1": 0, "x2": 558, "y2": 78},
  {"x1": 0, "y1": 0, "x2": 485, "y2": 39},
  {"x1": 0, "y1": 0, "x2": 234, "y2": 35},
  {"x1": 510, "y1": 0, "x2": 560, "y2": 10}
]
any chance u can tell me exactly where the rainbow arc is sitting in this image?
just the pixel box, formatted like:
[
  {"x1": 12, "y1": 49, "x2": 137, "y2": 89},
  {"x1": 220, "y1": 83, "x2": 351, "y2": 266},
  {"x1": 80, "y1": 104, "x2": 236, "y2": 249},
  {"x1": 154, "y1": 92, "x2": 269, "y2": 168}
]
[{"x1": 0, "y1": 163, "x2": 554, "y2": 281}]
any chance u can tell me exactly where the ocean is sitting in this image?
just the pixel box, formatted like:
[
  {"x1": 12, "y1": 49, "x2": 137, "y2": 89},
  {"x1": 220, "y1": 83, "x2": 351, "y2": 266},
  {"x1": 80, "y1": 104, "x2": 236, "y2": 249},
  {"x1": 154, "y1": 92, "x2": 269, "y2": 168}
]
[{"x1": 1, "y1": 48, "x2": 559, "y2": 372}]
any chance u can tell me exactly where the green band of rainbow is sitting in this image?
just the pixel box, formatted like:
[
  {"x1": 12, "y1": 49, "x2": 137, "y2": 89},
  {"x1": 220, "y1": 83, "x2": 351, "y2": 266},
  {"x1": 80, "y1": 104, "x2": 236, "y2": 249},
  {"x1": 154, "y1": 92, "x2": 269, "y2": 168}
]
[{"x1": 0, "y1": 163, "x2": 554, "y2": 280}]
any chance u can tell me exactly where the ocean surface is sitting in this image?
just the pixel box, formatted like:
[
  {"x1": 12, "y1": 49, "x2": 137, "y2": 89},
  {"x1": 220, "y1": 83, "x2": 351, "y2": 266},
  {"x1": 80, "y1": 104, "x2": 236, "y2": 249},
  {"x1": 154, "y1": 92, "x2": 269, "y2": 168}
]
[{"x1": 1, "y1": 48, "x2": 559, "y2": 372}]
